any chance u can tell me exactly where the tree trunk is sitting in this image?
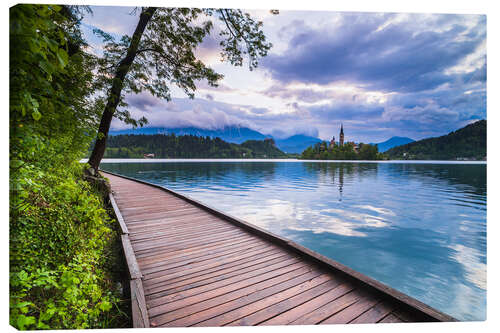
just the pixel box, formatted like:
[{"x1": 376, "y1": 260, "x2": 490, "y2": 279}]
[{"x1": 88, "y1": 7, "x2": 157, "y2": 172}]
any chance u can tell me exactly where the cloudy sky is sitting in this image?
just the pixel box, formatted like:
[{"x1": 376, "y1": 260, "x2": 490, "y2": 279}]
[{"x1": 81, "y1": 4, "x2": 486, "y2": 142}]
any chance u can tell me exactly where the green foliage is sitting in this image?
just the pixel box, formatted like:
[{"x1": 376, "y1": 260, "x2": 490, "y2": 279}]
[
  {"x1": 10, "y1": 158, "x2": 123, "y2": 330},
  {"x1": 386, "y1": 120, "x2": 486, "y2": 160},
  {"x1": 10, "y1": 4, "x2": 126, "y2": 329},
  {"x1": 300, "y1": 142, "x2": 384, "y2": 160},
  {"x1": 99, "y1": 134, "x2": 287, "y2": 158},
  {"x1": 10, "y1": 4, "x2": 99, "y2": 137}
]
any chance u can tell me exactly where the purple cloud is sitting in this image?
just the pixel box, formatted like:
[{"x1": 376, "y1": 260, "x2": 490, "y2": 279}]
[{"x1": 262, "y1": 13, "x2": 485, "y2": 93}]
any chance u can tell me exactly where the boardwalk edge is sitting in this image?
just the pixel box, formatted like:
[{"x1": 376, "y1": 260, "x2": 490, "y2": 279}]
[{"x1": 102, "y1": 173, "x2": 150, "y2": 328}]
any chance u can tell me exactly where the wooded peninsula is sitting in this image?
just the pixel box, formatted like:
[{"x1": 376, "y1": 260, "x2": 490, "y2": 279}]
[{"x1": 101, "y1": 134, "x2": 288, "y2": 159}]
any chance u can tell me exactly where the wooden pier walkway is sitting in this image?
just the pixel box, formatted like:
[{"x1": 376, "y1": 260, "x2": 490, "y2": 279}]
[{"x1": 102, "y1": 171, "x2": 456, "y2": 327}]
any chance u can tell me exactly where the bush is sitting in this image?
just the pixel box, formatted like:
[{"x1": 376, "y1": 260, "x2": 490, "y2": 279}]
[{"x1": 10, "y1": 157, "x2": 123, "y2": 330}]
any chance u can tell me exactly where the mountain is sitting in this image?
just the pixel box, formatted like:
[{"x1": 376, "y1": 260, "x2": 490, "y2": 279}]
[
  {"x1": 373, "y1": 136, "x2": 415, "y2": 152},
  {"x1": 109, "y1": 126, "x2": 321, "y2": 153},
  {"x1": 275, "y1": 135, "x2": 322, "y2": 153},
  {"x1": 109, "y1": 126, "x2": 268, "y2": 144},
  {"x1": 385, "y1": 120, "x2": 486, "y2": 160}
]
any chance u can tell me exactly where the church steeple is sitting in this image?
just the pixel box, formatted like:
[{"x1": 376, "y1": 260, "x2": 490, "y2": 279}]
[{"x1": 339, "y1": 123, "x2": 344, "y2": 146}]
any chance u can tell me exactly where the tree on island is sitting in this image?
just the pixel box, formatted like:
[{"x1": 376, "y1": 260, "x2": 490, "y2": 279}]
[
  {"x1": 300, "y1": 142, "x2": 383, "y2": 160},
  {"x1": 87, "y1": 7, "x2": 275, "y2": 172}
]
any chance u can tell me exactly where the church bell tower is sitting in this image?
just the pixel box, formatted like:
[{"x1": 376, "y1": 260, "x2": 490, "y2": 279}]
[{"x1": 339, "y1": 124, "x2": 344, "y2": 146}]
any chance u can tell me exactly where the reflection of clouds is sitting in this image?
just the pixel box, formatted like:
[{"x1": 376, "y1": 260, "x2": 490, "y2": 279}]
[
  {"x1": 449, "y1": 244, "x2": 486, "y2": 290},
  {"x1": 354, "y1": 205, "x2": 396, "y2": 216},
  {"x1": 443, "y1": 280, "x2": 486, "y2": 321},
  {"x1": 227, "y1": 199, "x2": 392, "y2": 237},
  {"x1": 288, "y1": 224, "x2": 365, "y2": 237}
]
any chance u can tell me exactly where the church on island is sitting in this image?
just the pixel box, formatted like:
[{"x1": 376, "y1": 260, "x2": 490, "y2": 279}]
[{"x1": 328, "y1": 124, "x2": 359, "y2": 152}]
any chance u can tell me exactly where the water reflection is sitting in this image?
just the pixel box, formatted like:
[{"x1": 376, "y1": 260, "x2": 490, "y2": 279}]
[{"x1": 101, "y1": 161, "x2": 486, "y2": 321}]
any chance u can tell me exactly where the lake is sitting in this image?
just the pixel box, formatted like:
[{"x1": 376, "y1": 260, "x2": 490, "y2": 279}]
[{"x1": 100, "y1": 159, "x2": 486, "y2": 321}]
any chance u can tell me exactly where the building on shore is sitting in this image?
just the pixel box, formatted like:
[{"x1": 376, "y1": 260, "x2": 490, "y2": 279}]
[{"x1": 329, "y1": 136, "x2": 336, "y2": 149}]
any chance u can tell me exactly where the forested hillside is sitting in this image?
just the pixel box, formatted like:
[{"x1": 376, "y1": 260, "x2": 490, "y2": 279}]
[
  {"x1": 386, "y1": 120, "x2": 486, "y2": 160},
  {"x1": 102, "y1": 134, "x2": 288, "y2": 158}
]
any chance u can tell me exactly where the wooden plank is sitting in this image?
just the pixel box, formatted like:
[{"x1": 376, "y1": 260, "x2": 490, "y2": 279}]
[
  {"x1": 133, "y1": 232, "x2": 250, "y2": 257},
  {"x1": 133, "y1": 229, "x2": 248, "y2": 254},
  {"x1": 129, "y1": 224, "x2": 237, "y2": 244},
  {"x1": 131, "y1": 228, "x2": 245, "y2": 252},
  {"x1": 179, "y1": 273, "x2": 331, "y2": 327},
  {"x1": 130, "y1": 280, "x2": 144, "y2": 328},
  {"x1": 261, "y1": 281, "x2": 357, "y2": 325},
  {"x1": 109, "y1": 193, "x2": 129, "y2": 234},
  {"x1": 140, "y1": 239, "x2": 271, "y2": 275},
  {"x1": 123, "y1": 207, "x2": 203, "y2": 220},
  {"x1": 121, "y1": 234, "x2": 142, "y2": 279},
  {"x1": 147, "y1": 257, "x2": 305, "y2": 309},
  {"x1": 119, "y1": 201, "x2": 191, "y2": 209},
  {"x1": 124, "y1": 210, "x2": 204, "y2": 223},
  {"x1": 130, "y1": 278, "x2": 150, "y2": 328},
  {"x1": 166, "y1": 273, "x2": 322, "y2": 326},
  {"x1": 135, "y1": 234, "x2": 257, "y2": 261},
  {"x1": 128, "y1": 220, "x2": 229, "y2": 238},
  {"x1": 138, "y1": 236, "x2": 260, "y2": 268},
  {"x1": 122, "y1": 206, "x2": 203, "y2": 219},
  {"x1": 379, "y1": 313, "x2": 404, "y2": 323},
  {"x1": 146, "y1": 252, "x2": 294, "y2": 300},
  {"x1": 144, "y1": 252, "x2": 292, "y2": 297},
  {"x1": 151, "y1": 266, "x2": 317, "y2": 327},
  {"x1": 350, "y1": 301, "x2": 395, "y2": 324},
  {"x1": 197, "y1": 274, "x2": 336, "y2": 327},
  {"x1": 143, "y1": 243, "x2": 281, "y2": 281},
  {"x1": 126, "y1": 215, "x2": 221, "y2": 232},
  {"x1": 126, "y1": 217, "x2": 222, "y2": 232},
  {"x1": 320, "y1": 295, "x2": 381, "y2": 324},
  {"x1": 143, "y1": 246, "x2": 291, "y2": 287},
  {"x1": 134, "y1": 229, "x2": 247, "y2": 252},
  {"x1": 286, "y1": 286, "x2": 361, "y2": 325},
  {"x1": 148, "y1": 262, "x2": 312, "y2": 318}
]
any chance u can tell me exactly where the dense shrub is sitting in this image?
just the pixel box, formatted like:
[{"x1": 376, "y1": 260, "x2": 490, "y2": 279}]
[
  {"x1": 10, "y1": 147, "x2": 125, "y2": 329},
  {"x1": 10, "y1": 4, "x2": 127, "y2": 329}
]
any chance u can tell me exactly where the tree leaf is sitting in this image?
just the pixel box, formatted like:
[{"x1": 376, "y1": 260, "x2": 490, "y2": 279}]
[
  {"x1": 16, "y1": 315, "x2": 36, "y2": 330},
  {"x1": 32, "y1": 110, "x2": 42, "y2": 121},
  {"x1": 56, "y1": 48, "x2": 68, "y2": 68}
]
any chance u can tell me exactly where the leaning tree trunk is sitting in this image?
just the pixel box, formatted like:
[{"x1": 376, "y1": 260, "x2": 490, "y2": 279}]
[{"x1": 88, "y1": 7, "x2": 157, "y2": 172}]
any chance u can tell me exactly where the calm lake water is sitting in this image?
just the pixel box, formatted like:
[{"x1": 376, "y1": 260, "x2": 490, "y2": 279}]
[{"x1": 100, "y1": 159, "x2": 486, "y2": 321}]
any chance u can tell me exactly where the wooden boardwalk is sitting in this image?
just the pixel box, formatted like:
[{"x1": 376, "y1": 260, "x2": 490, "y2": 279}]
[{"x1": 102, "y1": 171, "x2": 456, "y2": 327}]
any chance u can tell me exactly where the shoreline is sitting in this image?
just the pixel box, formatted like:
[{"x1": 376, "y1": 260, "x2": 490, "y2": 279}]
[{"x1": 80, "y1": 158, "x2": 486, "y2": 165}]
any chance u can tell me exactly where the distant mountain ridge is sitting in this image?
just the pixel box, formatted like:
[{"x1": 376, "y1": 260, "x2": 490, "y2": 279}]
[
  {"x1": 373, "y1": 136, "x2": 415, "y2": 152},
  {"x1": 109, "y1": 126, "x2": 268, "y2": 143},
  {"x1": 109, "y1": 126, "x2": 321, "y2": 153},
  {"x1": 274, "y1": 135, "x2": 322, "y2": 153},
  {"x1": 385, "y1": 120, "x2": 486, "y2": 160}
]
